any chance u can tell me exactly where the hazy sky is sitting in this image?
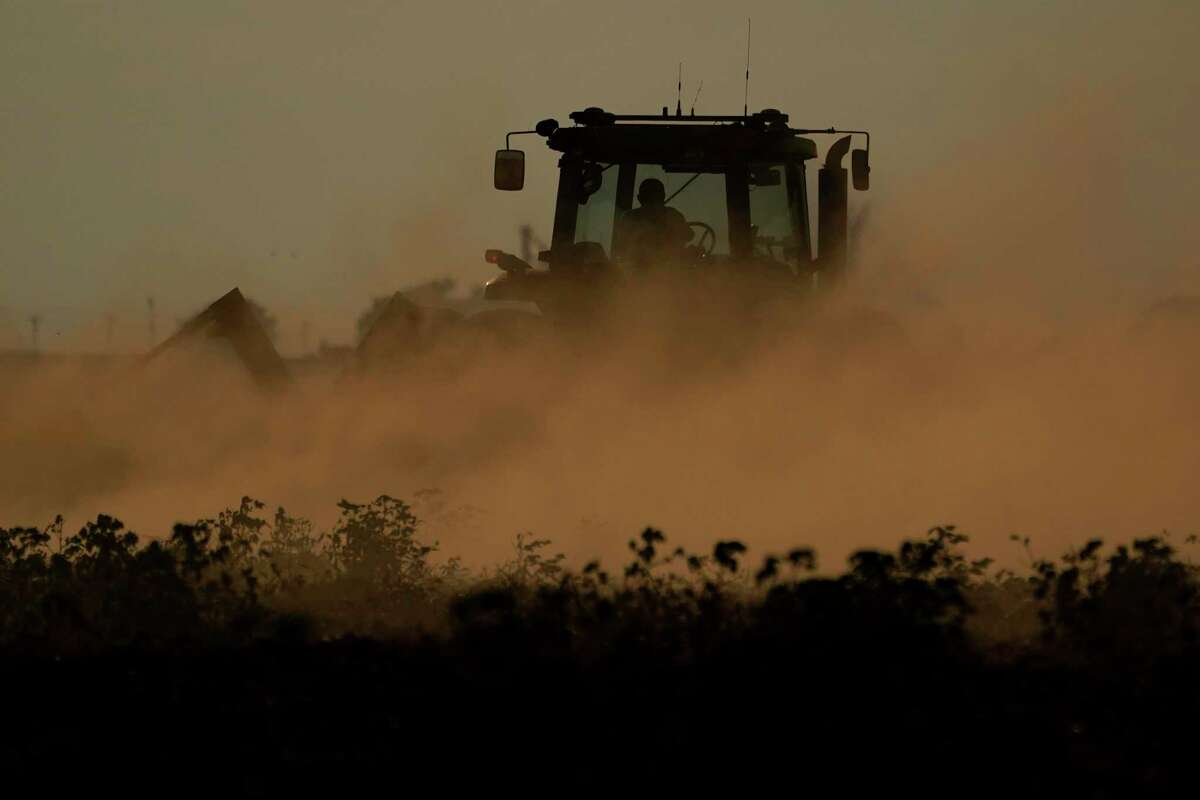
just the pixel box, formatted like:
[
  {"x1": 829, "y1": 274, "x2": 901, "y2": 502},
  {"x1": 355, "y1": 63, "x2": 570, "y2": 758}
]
[{"x1": 2, "y1": 0, "x2": 1197, "y2": 349}]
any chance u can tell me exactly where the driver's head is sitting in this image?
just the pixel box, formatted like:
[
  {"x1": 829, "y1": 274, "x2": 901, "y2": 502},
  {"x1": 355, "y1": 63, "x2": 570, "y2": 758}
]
[{"x1": 637, "y1": 178, "x2": 666, "y2": 207}]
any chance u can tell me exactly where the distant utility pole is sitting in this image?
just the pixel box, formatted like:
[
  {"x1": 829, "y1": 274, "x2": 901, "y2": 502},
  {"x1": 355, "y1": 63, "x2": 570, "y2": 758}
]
[
  {"x1": 147, "y1": 297, "x2": 156, "y2": 346},
  {"x1": 29, "y1": 314, "x2": 41, "y2": 351}
]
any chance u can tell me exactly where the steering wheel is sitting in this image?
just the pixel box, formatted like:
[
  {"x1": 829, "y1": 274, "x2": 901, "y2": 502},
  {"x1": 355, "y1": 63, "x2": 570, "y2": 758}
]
[{"x1": 688, "y1": 221, "x2": 716, "y2": 256}]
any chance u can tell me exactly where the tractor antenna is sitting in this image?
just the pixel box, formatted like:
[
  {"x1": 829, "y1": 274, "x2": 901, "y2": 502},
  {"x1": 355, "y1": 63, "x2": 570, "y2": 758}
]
[
  {"x1": 743, "y1": 18, "x2": 751, "y2": 117},
  {"x1": 691, "y1": 80, "x2": 703, "y2": 115},
  {"x1": 676, "y1": 62, "x2": 683, "y2": 117}
]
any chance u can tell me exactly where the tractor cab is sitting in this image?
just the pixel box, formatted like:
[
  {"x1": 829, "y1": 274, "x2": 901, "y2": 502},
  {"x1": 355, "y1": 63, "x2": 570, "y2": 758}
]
[{"x1": 485, "y1": 107, "x2": 869, "y2": 322}]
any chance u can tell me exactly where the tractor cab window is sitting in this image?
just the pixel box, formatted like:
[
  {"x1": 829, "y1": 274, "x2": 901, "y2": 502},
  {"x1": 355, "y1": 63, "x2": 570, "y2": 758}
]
[
  {"x1": 572, "y1": 162, "x2": 619, "y2": 260},
  {"x1": 620, "y1": 165, "x2": 730, "y2": 261},
  {"x1": 570, "y1": 161, "x2": 730, "y2": 268},
  {"x1": 749, "y1": 163, "x2": 807, "y2": 263}
]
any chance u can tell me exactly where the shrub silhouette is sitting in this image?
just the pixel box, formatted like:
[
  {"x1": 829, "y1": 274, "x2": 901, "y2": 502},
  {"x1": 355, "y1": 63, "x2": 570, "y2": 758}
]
[
  {"x1": 1035, "y1": 535, "x2": 1200, "y2": 667},
  {"x1": 2, "y1": 502, "x2": 1199, "y2": 794},
  {"x1": 0, "y1": 512, "x2": 267, "y2": 653}
]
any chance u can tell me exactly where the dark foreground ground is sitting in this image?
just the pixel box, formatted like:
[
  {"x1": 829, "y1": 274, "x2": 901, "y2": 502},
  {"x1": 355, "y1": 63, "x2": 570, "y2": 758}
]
[{"x1": 2, "y1": 497, "x2": 1196, "y2": 796}]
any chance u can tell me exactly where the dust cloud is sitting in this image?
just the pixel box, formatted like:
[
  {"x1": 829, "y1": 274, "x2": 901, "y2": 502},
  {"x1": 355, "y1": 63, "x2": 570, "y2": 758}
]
[{"x1": 3, "y1": 97, "x2": 1198, "y2": 571}]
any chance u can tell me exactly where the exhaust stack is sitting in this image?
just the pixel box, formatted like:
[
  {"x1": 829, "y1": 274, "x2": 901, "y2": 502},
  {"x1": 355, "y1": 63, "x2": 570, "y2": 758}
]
[{"x1": 816, "y1": 135, "x2": 852, "y2": 284}]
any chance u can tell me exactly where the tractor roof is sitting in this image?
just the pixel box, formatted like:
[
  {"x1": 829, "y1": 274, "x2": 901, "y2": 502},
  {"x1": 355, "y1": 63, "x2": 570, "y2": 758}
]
[{"x1": 546, "y1": 107, "x2": 817, "y2": 166}]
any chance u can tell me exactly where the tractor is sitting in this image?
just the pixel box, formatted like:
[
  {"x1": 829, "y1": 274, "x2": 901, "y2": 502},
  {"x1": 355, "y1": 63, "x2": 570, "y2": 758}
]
[
  {"x1": 353, "y1": 105, "x2": 875, "y2": 373},
  {"x1": 482, "y1": 106, "x2": 871, "y2": 331}
]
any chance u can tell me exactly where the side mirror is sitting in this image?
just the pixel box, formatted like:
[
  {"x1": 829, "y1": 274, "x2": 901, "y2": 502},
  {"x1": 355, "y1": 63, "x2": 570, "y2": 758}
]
[
  {"x1": 852, "y1": 149, "x2": 870, "y2": 191},
  {"x1": 494, "y1": 149, "x2": 525, "y2": 191}
]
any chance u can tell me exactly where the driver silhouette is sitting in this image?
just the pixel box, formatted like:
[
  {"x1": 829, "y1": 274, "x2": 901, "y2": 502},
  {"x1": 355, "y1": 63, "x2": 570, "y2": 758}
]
[{"x1": 619, "y1": 178, "x2": 693, "y2": 270}]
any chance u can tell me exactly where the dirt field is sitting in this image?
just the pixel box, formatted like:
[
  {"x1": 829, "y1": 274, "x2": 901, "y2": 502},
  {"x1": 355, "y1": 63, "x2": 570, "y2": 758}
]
[{"x1": 4, "y1": 292, "x2": 1198, "y2": 572}]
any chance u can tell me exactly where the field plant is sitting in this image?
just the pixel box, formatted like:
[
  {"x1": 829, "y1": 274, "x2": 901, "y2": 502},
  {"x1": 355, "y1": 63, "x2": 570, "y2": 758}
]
[{"x1": 2, "y1": 500, "x2": 1199, "y2": 793}]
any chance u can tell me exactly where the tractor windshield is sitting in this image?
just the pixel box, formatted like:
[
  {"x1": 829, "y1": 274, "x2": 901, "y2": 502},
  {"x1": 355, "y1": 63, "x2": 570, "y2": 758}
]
[
  {"x1": 563, "y1": 159, "x2": 808, "y2": 268},
  {"x1": 627, "y1": 166, "x2": 730, "y2": 257},
  {"x1": 571, "y1": 163, "x2": 729, "y2": 263}
]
